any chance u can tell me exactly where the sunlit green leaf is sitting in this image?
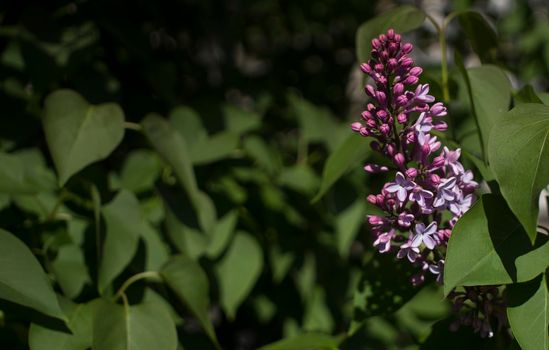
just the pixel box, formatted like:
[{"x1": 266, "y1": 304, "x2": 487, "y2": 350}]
[
  {"x1": 257, "y1": 333, "x2": 342, "y2": 350},
  {"x1": 43, "y1": 89, "x2": 125, "y2": 185},
  {"x1": 488, "y1": 104, "x2": 549, "y2": 240},
  {"x1": 444, "y1": 194, "x2": 548, "y2": 295},
  {"x1": 507, "y1": 274, "x2": 549, "y2": 350}
]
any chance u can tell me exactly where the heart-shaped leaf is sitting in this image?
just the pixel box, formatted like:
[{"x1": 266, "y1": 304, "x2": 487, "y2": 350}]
[
  {"x1": 488, "y1": 103, "x2": 549, "y2": 240},
  {"x1": 43, "y1": 89, "x2": 125, "y2": 186}
]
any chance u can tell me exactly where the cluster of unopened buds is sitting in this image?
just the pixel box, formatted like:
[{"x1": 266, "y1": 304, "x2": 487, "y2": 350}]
[{"x1": 352, "y1": 28, "x2": 507, "y2": 337}]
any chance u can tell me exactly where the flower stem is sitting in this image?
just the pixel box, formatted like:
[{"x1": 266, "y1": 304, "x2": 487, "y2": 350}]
[{"x1": 114, "y1": 271, "x2": 161, "y2": 301}]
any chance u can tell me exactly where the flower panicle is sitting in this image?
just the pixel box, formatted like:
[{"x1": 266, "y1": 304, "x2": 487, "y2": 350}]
[{"x1": 353, "y1": 29, "x2": 505, "y2": 337}]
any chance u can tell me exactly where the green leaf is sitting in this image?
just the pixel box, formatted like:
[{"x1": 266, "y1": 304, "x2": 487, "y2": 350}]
[
  {"x1": 507, "y1": 274, "x2": 549, "y2": 350},
  {"x1": 420, "y1": 317, "x2": 500, "y2": 350},
  {"x1": 223, "y1": 105, "x2": 261, "y2": 134},
  {"x1": 302, "y1": 287, "x2": 334, "y2": 333},
  {"x1": 43, "y1": 89, "x2": 125, "y2": 185},
  {"x1": 356, "y1": 5, "x2": 425, "y2": 64},
  {"x1": 488, "y1": 103, "x2": 549, "y2": 240},
  {"x1": 98, "y1": 190, "x2": 142, "y2": 293},
  {"x1": 312, "y1": 133, "x2": 371, "y2": 202},
  {"x1": 160, "y1": 255, "x2": 218, "y2": 346},
  {"x1": 170, "y1": 106, "x2": 208, "y2": 146},
  {"x1": 456, "y1": 11, "x2": 498, "y2": 63},
  {"x1": 455, "y1": 59, "x2": 511, "y2": 160},
  {"x1": 51, "y1": 244, "x2": 90, "y2": 299},
  {"x1": 92, "y1": 299, "x2": 177, "y2": 350},
  {"x1": 191, "y1": 132, "x2": 239, "y2": 165},
  {"x1": 120, "y1": 150, "x2": 162, "y2": 193},
  {"x1": 0, "y1": 152, "x2": 39, "y2": 194},
  {"x1": 335, "y1": 200, "x2": 366, "y2": 258},
  {"x1": 0, "y1": 228, "x2": 64, "y2": 320},
  {"x1": 257, "y1": 333, "x2": 342, "y2": 350},
  {"x1": 444, "y1": 194, "x2": 548, "y2": 295},
  {"x1": 142, "y1": 114, "x2": 216, "y2": 233},
  {"x1": 515, "y1": 84, "x2": 544, "y2": 104},
  {"x1": 29, "y1": 298, "x2": 96, "y2": 350},
  {"x1": 278, "y1": 164, "x2": 320, "y2": 196},
  {"x1": 205, "y1": 210, "x2": 238, "y2": 259},
  {"x1": 216, "y1": 232, "x2": 263, "y2": 320}
]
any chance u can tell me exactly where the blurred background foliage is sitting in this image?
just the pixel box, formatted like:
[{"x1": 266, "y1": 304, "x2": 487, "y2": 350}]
[{"x1": 0, "y1": 0, "x2": 547, "y2": 349}]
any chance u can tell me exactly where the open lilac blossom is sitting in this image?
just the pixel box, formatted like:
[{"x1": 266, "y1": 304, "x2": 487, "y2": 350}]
[{"x1": 352, "y1": 29, "x2": 505, "y2": 337}]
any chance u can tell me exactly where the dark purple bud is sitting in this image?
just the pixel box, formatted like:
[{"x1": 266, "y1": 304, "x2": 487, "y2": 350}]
[
  {"x1": 422, "y1": 142, "x2": 431, "y2": 156},
  {"x1": 400, "y1": 57, "x2": 413, "y2": 67},
  {"x1": 387, "y1": 42, "x2": 399, "y2": 54},
  {"x1": 351, "y1": 122, "x2": 362, "y2": 132},
  {"x1": 374, "y1": 63, "x2": 384, "y2": 72},
  {"x1": 360, "y1": 63, "x2": 372, "y2": 74},
  {"x1": 415, "y1": 103, "x2": 430, "y2": 112},
  {"x1": 409, "y1": 67, "x2": 423, "y2": 76},
  {"x1": 433, "y1": 122, "x2": 448, "y2": 131},
  {"x1": 430, "y1": 102, "x2": 447, "y2": 117},
  {"x1": 386, "y1": 143, "x2": 396, "y2": 156},
  {"x1": 380, "y1": 50, "x2": 389, "y2": 60},
  {"x1": 365, "y1": 84, "x2": 376, "y2": 98},
  {"x1": 393, "y1": 153, "x2": 405, "y2": 167},
  {"x1": 379, "y1": 34, "x2": 387, "y2": 42},
  {"x1": 367, "y1": 103, "x2": 376, "y2": 111},
  {"x1": 367, "y1": 194, "x2": 377, "y2": 205},
  {"x1": 359, "y1": 127, "x2": 370, "y2": 136},
  {"x1": 387, "y1": 28, "x2": 395, "y2": 39},
  {"x1": 386, "y1": 198, "x2": 396, "y2": 209},
  {"x1": 393, "y1": 83, "x2": 404, "y2": 96},
  {"x1": 397, "y1": 112, "x2": 408, "y2": 124},
  {"x1": 396, "y1": 95, "x2": 408, "y2": 106},
  {"x1": 371, "y1": 38, "x2": 381, "y2": 50},
  {"x1": 406, "y1": 131, "x2": 416, "y2": 143},
  {"x1": 376, "y1": 91, "x2": 387, "y2": 105},
  {"x1": 432, "y1": 155, "x2": 445, "y2": 168},
  {"x1": 368, "y1": 215, "x2": 384, "y2": 226},
  {"x1": 370, "y1": 141, "x2": 381, "y2": 151},
  {"x1": 366, "y1": 119, "x2": 376, "y2": 128},
  {"x1": 430, "y1": 173, "x2": 441, "y2": 185},
  {"x1": 406, "y1": 167, "x2": 418, "y2": 178},
  {"x1": 361, "y1": 110, "x2": 372, "y2": 121},
  {"x1": 394, "y1": 34, "x2": 401, "y2": 42},
  {"x1": 404, "y1": 75, "x2": 419, "y2": 85},
  {"x1": 379, "y1": 123, "x2": 391, "y2": 135},
  {"x1": 401, "y1": 43, "x2": 413, "y2": 54},
  {"x1": 376, "y1": 110, "x2": 388, "y2": 121},
  {"x1": 388, "y1": 58, "x2": 398, "y2": 70}
]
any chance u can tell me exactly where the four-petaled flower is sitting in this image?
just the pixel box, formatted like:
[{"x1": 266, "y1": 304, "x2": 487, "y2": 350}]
[
  {"x1": 385, "y1": 172, "x2": 415, "y2": 202},
  {"x1": 433, "y1": 177, "x2": 457, "y2": 208},
  {"x1": 411, "y1": 222, "x2": 438, "y2": 250}
]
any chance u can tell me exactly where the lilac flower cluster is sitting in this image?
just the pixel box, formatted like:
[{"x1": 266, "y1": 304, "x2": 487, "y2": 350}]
[
  {"x1": 352, "y1": 29, "x2": 506, "y2": 337},
  {"x1": 352, "y1": 28, "x2": 478, "y2": 285}
]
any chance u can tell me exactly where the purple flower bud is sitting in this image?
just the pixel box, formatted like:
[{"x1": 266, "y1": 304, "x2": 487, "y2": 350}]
[
  {"x1": 365, "y1": 84, "x2": 376, "y2": 98},
  {"x1": 376, "y1": 91, "x2": 387, "y2": 105},
  {"x1": 379, "y1": 34, "x2": 387, "y2": 42},
  {"x1": 394, "y1": 34, "x2": 401, "y2": 42},
  {"x1": 386, "y1": 144, "x2": 396, "y2": 156},
  {"x1": 387, "y1": 42, "x2": 399, "y2": 55},
  {"x1": 400, "y1": 57, "x2": 413, "y2": 67},
  {"x1": 432, "y1": 155, "x2": 445, "y2": 168},
  {"x1": 368, "y1": 215, "x2": 384, "y2": 226},
  {"x1": 395, "y1": 95, "x2": 408, "y2": 106},
  {"x1": 393, "y1": 153, "x2": 405, "y2": 167},
  {"x1": 376, "y1": 109, "x2": 388, "y2": 121},
  {"x1": 405, "y1": 167, "x2": 417, "y2": 178},
  {"x1": 366, "y1": 119, "x2": 376, "y2": 128},
  {"x1": 397, "y1": 113, "x2": 408, "y2": 124},
  {"x1": 404, "y1": 75, "x2": 419, "y2": 85},
  {"x1": 398, "y1": 212, "x2": 414, "y2": 227},
  {"x1": 430, "y1": 173, "x2": 441, "y2": 185},
  {"x1": 351, "y1": 122, "x2": 362, "y2": 132},
  {"x1": 370, "y1": 141, "x2": 381, "y2": 151},
  {"x1": 367, "y1": 194, "x2": 377, "y2": 205},
  {"x1": 388, "y1": 58, "x2": 398, "y2": 70},
  {"x1": 409, "y1": 66, "x2": 423, "y2": 76},
  {"x1": 380, "y1": 123, "x2": 391, "y2": 135},
  {"x1": 393, "y1": 83, "x2": 404, "y2": 96},
  {"x1": 359, "y1": 127, "x2": 369, "y2": 136},
  {"x1": 360, "y1": 63, "x2": 372, "y2": 74},
  {"x1": 361, "y1": 110, "x2": 372, "y2": 120},
  {"x1": 367, "y1": 103, "x2": 376, "y2": 111},
  {"x1": 430, "y1": 102, "x2": 447, "y2": 117},
  {"x1": 374, "y1": 63, "x2": 384, "y2": 72},
  {"x1": 401, "y1": 43, "x2": 413, "y2": 54},
  {"x1": 387, "y1": 28, "x2": 395, "y2": 39},
  {"x1": 433, "y1": 121, "x2": 448, "y2": 131},
  {"x1": 371, "y1": 38, "x2": 381, "y2": 50}
]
